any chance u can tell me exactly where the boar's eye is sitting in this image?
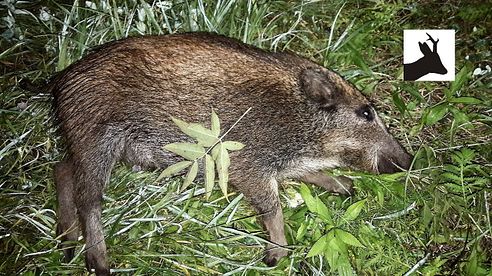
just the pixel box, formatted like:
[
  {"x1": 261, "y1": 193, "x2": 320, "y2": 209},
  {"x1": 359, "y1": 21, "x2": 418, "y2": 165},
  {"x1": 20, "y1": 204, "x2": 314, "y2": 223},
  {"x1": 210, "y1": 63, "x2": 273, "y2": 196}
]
[{"x1": 356, "y1": 105, "x2": 374, "y2": 121}]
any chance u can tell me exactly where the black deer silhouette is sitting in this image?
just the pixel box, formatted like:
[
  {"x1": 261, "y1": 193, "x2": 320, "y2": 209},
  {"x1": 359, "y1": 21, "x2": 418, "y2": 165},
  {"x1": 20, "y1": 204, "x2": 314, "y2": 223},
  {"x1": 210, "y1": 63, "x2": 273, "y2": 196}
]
[{"x1": 404, "y1": 33, "x2": 447, "y2": 81}]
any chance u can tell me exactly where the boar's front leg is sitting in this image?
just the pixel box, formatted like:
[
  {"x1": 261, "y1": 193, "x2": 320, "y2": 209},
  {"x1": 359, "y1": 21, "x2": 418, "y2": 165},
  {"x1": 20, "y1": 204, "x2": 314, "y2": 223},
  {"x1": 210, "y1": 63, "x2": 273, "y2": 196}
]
[
  {"x1": 300, "y1": 172, "x2": 353, "y2": 195},
  {"x1": 258, "y1": 189, "x2": 288, "y2": 267},
  {"x1": 231, "y1": 174, "x2": 288, "y2": 266}
]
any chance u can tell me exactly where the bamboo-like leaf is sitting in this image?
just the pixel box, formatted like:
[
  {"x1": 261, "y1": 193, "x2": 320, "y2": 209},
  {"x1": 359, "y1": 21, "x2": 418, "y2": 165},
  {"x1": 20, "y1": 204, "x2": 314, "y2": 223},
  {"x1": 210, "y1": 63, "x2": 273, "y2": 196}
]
[
  {"x1": 211, "y1": 143, "x2": 220, "y2": 160},
  {"x1": 171, "y1": 117, "x2": 218, "y2": 147},
  {"x1": 211, "y1": 110, "x2": 220, "y2": 137},
  {"x1": 218, "y1": 167, "x2": 229, "y2": 200},
  {"x1": 155, "y1": 161, "x2": 192, "y2": 182},
  {"x1": 215, "y1": 144, "x2": 230, "y2": 199},
  {"x1": 181, "y1": 161, "x2": 198, "y2": 191},
  {"x1": 164, "y1": 142, "x2": 205, "y2": 160},
  {"x1": 187, "y1": 123, "x2": 218, "y2": 147},
  {"x1": 204, "y1": 154, "x2": 215, "y2": 200},
  {"x1": 222, "y1": 141, "x2": 245, "y2": 151},
  {"x1": 215, "y1": 144, "x2": 230, "y2": 168},
  {"x1": 171, "y1": 117, "x2": 190, "y2": 133}
]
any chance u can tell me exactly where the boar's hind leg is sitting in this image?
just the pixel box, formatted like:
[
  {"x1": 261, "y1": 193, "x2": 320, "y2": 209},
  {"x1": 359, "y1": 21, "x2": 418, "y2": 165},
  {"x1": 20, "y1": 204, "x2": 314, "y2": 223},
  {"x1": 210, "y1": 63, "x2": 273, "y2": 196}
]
[
  {"x1": 55, "y1": 157, "x2": 78, "y2": 262},
  {"x1": 74, "y1": 156, "x2": 112, "y2": 276},
  {"x1": 300, "y1": 172, "x2": 353, "y2": 195},
  {"x1": 235, "y1": 177, "x2": 288, "y2": 266}
]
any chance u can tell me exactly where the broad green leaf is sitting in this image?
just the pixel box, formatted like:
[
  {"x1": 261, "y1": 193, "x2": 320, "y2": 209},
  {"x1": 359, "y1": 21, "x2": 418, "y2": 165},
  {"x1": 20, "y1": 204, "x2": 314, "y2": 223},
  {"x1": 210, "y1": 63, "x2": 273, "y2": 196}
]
[
  {"x1": 337, "y1": 263, "x2": 356, "y2": 276},
  {"x1": 400, "y1": 83, "x2": 424, "y2": 102},
  {"x1": 449, "y1": 97, "x2": 482, "y2": 105},
  {"x1": 328, "y1": 230, "x2": 347, "y2": 253},
  {"x1": 222, "y1": 141, "x2": 245, "y2": 151},
  {"x1": 211, "y1": 110, "x2": 220, "y2": 137},
  {"x1": 376, "y1": 189, "x2": 384, "y2": 206},
  {"x1": 335, "y1": 229, "x2": 365, "y2": 247},
  {"x1": 298, "y1": 191, "x2": 333, "y2": 223},
  {"x1": 450, "y1": 107, "x2": 470, "y2": 125},
  {"x1": 425, "y1": 103, "x2": 448, "y2": 125},
  {"x1": 164, "y1": 142, "x2": 205, "y2": 160},
  {"x1": 447, "y1": 66, "x2": 470, "y2": 97},
  {"x1": 204, "y1": 154, "x2": 215, "y2": 200},
  {"x1": 306, "y1": 233, "x2": 328, "y2": 257},
  {"x1": 391, "y1": 92, "x2": 406, "y2": 114},
  {"x1": 380, "y1": 171, "x2": 406, "y2": 181},
  {"x1": 181, "y1": 161, "x2": 198, "y2": 191},
  {"x1": 465, "y1": 247, "x2": 478, "y2": 275},
  {"x1": 325, "y1": 248, "x2": 339, "y2": 271},
  {"x1": 341, "y1": 199, "x2": 366, "y2": 222},
  {"x1": 171, "y1": 117, "x2": 218, "y2": 147},
  {"x1": 299, "y1": 184, "x2": 316, "y2": 213},
  {"x1": 421, "y1": 203, "x2": 432, "y2": 230},
  {"x1": 296, "y1": 222, "x2": 308, "y2": 241},
  {"x1": 315, "y1": 197, "x2": 333, "y2": 224},
  {"x1": 156, "y1": 161, "x2": 192, "y2": 182},
  {"x1": 324, "y1": 231, "x2": 340, "y2": 268}
]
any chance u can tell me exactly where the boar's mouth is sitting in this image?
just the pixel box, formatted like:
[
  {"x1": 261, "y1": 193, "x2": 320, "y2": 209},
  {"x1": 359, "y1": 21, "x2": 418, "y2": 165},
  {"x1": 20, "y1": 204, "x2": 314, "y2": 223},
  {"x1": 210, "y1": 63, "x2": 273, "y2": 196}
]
[{"x1": 375, "y1": 151, "x2": 412, "y2": 174}]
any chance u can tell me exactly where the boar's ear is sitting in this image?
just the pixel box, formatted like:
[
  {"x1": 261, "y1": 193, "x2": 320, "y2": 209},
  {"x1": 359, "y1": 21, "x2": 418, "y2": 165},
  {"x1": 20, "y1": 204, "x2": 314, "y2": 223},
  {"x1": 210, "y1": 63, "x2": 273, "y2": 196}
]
[{"x1": 300, "y1": 67, "x2": 342, "y2": 106}]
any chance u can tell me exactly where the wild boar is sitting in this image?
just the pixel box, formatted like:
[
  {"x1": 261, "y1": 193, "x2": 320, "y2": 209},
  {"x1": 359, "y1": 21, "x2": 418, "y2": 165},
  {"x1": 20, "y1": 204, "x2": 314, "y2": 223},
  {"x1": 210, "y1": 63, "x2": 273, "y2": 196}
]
[{"x1": 50, "y1": 32, "x2": 412, "y2": 275}]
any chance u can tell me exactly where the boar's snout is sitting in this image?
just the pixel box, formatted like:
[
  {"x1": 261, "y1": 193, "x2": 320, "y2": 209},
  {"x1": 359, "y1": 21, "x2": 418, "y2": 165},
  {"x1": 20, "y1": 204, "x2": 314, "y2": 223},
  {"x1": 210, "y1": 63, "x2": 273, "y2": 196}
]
[{"x1": 376, "y1": 143, "x2": 412, "y2": 174}]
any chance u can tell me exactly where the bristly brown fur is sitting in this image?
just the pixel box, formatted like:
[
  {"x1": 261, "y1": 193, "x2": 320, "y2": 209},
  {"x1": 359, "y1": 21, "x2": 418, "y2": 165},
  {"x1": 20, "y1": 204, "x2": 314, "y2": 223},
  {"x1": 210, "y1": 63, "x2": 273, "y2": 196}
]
[{"x1": 51, "y1": 32, "x2": 411, "y2": 275}]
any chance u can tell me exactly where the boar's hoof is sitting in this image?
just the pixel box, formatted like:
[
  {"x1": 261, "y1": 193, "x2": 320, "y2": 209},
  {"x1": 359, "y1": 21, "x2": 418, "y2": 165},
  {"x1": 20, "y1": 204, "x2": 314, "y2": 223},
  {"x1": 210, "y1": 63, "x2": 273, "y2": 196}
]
[
  {"x1": 332, "y1": 176, "x2": 354, "y2": 195},
  {"x1": 85, "y1": 253, "x2": 110, "y2": 276},
  {"x1": 56, "y1": 224, "x2": 75, "y2": 262},
  {"x1": 62, "y1": 247, "x2": 75, "y2": 263},
  {"x1": 263, "y1": 246, "x2": 288, "y2": 266}
]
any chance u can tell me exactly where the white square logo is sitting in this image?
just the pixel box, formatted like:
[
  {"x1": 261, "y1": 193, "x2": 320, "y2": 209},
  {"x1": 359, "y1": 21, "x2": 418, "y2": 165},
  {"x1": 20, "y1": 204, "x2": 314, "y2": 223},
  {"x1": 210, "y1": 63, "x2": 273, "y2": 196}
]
[{"x1": 403, "y1": 30, "x2": 455, "y2": 81}]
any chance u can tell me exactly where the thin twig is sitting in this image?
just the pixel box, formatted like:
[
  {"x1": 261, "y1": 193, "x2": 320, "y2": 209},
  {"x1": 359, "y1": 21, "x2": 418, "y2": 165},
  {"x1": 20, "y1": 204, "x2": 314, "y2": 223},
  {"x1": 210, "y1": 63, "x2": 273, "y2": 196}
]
[
  {"x1": 403, "y1": 253, "x2": 430, "y2": 276},
  {"x1": 433, "y1": 142, "x2": 491, "y2": 152},
  {"x1": 203, "y1": 107, "x2": 253, "y2": 156},
  {"x1": 373, "y1": 202, "x2": 417, "y2": 220}
]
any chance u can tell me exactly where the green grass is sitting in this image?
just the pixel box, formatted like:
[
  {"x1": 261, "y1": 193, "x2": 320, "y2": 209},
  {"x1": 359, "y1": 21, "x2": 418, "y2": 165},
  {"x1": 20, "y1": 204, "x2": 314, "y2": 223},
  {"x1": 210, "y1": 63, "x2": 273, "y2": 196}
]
[{"x1": 1, "y1": 0, "x2": 491, "y2": 275}]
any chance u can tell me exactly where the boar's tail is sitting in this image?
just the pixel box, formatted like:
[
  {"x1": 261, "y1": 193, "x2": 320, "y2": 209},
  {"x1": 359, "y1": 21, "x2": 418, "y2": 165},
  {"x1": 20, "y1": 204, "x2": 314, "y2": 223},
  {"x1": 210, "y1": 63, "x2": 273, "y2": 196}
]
[{"x1": 19, "y1": 74, "x2": 58, "y2": 94}]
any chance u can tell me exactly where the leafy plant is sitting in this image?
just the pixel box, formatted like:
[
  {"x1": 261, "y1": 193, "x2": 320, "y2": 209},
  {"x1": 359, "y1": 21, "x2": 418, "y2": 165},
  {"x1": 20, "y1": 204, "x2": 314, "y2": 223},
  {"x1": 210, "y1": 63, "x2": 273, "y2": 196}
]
[
  {"x1": 298, "y1": 183, "x2": 366, "y2": 275},
  {"x1": 156, "y1": 110, "x2": 246, "y2": 199}
]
